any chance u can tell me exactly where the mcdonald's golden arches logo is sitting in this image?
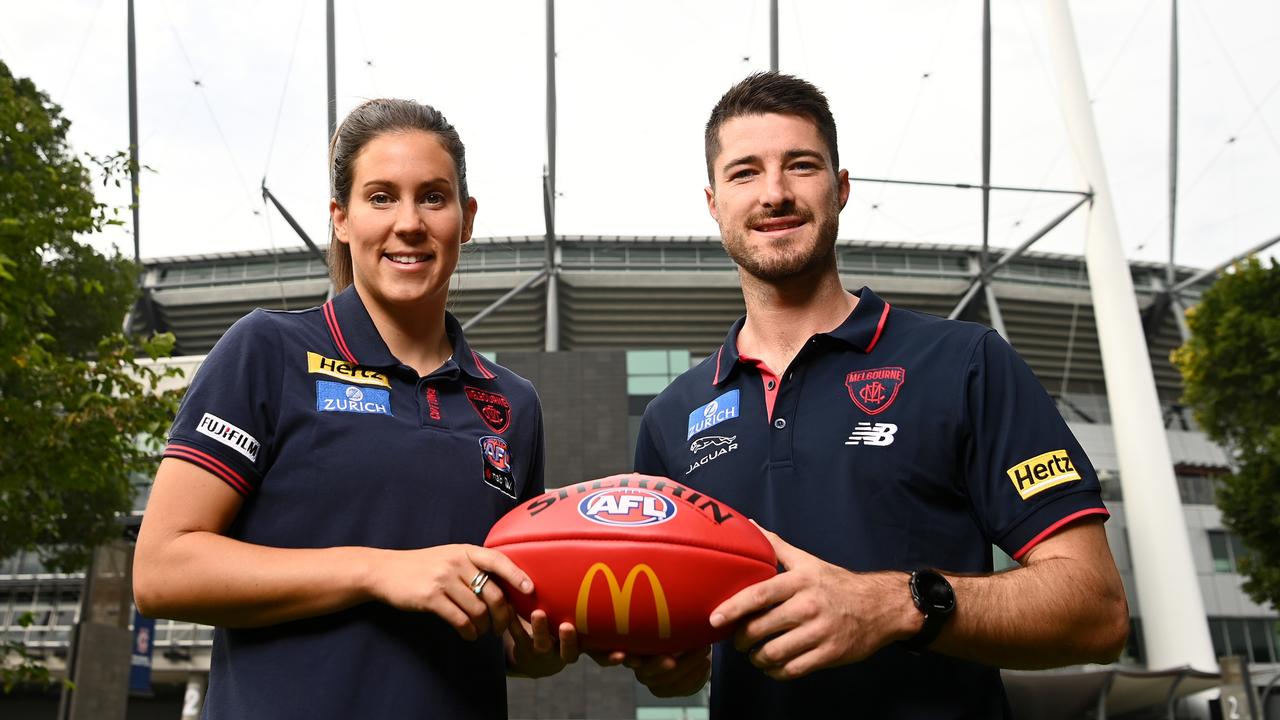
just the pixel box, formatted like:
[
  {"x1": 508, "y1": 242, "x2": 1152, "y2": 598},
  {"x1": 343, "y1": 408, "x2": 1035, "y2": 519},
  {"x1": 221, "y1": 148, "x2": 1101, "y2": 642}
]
[{"x1": 575, "y1": 562, "x2": 670, "y2": 638}]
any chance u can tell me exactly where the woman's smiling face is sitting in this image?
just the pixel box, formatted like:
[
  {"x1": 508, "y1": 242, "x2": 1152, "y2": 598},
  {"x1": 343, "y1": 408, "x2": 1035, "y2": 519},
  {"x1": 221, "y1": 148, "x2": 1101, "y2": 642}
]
[{"x1": 331, "y1": 129, "x2": 476, "y2": 314}]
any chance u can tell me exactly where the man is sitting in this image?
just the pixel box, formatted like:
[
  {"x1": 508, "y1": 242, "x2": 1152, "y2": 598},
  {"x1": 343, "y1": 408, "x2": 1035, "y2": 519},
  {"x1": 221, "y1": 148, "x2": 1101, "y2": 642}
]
[{"x1": 626, "y1": 72, "x2": 1129, "y2": 718}]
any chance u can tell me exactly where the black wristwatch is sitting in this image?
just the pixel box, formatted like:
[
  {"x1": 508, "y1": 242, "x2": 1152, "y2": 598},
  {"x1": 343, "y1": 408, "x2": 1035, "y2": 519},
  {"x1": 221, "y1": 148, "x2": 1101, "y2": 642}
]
[{"x1": 904, "y1": 569, "x2": 955, "y2": 652}]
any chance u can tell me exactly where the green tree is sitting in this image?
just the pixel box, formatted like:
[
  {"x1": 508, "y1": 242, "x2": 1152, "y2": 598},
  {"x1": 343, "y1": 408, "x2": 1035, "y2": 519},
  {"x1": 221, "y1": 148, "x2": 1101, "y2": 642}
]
[
  {"x1": 1, "y1": 61, "x2": 183, "y2": 687},
  {"x1": 1172, "y1": 257, "x2": 1280, "y2": 608}
]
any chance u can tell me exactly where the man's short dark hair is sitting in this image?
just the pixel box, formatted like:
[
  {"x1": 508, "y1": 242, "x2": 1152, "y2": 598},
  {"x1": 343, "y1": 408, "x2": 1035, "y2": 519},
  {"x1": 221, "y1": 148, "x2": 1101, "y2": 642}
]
[{"x1": 704, "y1": 71, "x2": 839, "y2": 185}]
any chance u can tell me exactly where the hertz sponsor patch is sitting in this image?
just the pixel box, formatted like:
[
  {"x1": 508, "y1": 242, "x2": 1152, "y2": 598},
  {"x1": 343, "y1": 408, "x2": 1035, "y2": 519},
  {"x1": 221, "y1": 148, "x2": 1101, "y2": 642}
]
[
  {"x1": 307, "y1": 352, "x2": 389, "y2": 387},
  {"x1": 1006, "y1": 449, "x2": 1081, "y2": 500}
]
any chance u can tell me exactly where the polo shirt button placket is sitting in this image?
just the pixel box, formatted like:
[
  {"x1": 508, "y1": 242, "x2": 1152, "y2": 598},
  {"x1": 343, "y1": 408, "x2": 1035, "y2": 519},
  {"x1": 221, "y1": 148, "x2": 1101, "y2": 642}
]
[{"x1": 773, "y1": 418, "x2": 786, "y2": 429}]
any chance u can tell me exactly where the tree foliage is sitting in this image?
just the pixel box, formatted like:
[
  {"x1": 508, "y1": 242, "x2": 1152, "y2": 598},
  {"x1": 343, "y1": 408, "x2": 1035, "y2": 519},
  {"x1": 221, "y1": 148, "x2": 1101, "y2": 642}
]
[
  {"x1": 0, "y1": 61, "x2": 182, "y2": 569},
  {"x1": 1173, "y1": 257, "x2": 1280, "y2": 609}
]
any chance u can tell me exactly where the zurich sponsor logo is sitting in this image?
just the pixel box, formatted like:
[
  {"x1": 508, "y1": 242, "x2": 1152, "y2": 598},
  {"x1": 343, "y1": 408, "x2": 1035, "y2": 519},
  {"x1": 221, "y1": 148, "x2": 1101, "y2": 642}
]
[
  {"x1": 686, "y1": 389, "x2": 740, "y2": 440},
  {"x1": 578, "y1": 489, "x2": 677, "y2": 527},
  {"x1": 316, "y1": 380, "x2": 391, "y2": 416}
]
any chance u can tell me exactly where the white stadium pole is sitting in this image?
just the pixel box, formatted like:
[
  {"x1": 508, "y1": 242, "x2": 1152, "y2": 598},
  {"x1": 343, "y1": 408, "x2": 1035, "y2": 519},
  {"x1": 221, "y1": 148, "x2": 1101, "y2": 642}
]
[{"x1": 1042, "y1": 0, "x2": 1216, "y2": 671}]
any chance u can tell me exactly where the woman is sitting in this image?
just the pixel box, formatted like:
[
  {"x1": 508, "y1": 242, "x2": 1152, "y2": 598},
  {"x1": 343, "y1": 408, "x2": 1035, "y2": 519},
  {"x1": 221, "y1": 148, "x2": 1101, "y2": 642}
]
[{"x1": 134, "y1": 99, "x2": 575, "y2": 718}]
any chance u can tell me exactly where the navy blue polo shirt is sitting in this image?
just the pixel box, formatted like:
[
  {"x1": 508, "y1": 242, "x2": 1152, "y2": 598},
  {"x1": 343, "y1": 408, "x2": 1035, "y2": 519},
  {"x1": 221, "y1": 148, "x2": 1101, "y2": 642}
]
[
  {"x1": 163, "y1": 286, "x2": 544, "y2": 719},
  {"x1": 634, "y1": 287, "x2": 1108, "y2": 720}
]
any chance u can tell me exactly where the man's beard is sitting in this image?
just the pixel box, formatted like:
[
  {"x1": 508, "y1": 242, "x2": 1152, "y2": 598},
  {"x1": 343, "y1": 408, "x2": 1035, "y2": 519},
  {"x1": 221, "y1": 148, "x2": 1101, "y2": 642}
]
[{"x1": 722, "y1": 202, "x2": 840, "y2": 283}]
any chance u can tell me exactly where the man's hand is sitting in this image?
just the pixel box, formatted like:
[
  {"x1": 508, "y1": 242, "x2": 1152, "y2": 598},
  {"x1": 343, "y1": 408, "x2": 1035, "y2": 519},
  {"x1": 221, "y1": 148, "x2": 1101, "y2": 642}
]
[
  {"x1": 587, "y1": 646, "x2": 711, "y2": 698},
  {"x1": 506, "y1": 609, "x2": 580, "y2": 678},
  {"x1": 709, "y1": 529, "x2": 919, "y2": 681}
]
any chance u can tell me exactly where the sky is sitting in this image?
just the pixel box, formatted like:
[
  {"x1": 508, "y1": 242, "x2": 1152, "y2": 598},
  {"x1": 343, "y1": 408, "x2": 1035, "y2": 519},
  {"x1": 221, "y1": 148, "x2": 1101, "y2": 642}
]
[{"x1": 1, "y1": 0, "x2": 1278, "y2": 272}]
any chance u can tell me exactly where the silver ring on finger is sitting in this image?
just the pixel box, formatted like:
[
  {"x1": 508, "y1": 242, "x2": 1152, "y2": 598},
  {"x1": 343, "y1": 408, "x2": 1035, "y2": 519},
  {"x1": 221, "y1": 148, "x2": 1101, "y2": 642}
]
[{"x1": 469, "y1": 570, "x2": 490, "y2": 596}]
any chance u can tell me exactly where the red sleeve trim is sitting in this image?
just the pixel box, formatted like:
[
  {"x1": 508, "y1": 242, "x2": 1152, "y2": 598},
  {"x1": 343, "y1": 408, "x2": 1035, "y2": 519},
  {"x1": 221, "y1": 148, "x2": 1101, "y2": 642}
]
[
  {"x1": 164, "y1": 444, "x2": 254, "y2": 497},
  {"x1": 1011, "y1": 507, "x2": 1110, "y2": 561},
  {"x1": 865, "y1": 302, "x2": 891, "y2": 353},
  {"x1": 322, "y1": 300, "x2": 358, "y2": 365}
]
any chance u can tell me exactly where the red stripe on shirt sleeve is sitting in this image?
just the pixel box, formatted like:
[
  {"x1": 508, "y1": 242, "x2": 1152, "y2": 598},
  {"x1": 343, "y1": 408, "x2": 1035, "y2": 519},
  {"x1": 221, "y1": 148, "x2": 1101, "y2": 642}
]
[
  {"x1": 865, "y1": 302, "x2": 891, "y2": 353},
  {"x1": 164, "y1": 444, "x2": 254, "y2": 496},
  {"x1": 1011, "y1": 507, "x2": 1110, "y2": 562},
  {"x1": 322, "y1": 301, "x2": 358, "y2": 365}
]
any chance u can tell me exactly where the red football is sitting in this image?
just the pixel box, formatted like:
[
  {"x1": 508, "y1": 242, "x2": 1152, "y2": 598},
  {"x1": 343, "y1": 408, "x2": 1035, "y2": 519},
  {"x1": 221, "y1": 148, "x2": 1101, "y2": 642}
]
[{"x1": 485, "y1": 474, "x2": 777, "y2": 654}]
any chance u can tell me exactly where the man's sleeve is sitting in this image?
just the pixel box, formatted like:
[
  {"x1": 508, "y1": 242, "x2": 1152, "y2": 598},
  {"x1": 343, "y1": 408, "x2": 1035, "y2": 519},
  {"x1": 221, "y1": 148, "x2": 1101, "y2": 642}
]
[
  {"x1": 633, "y1": 403, "x2": 670, "y2": 477},
  {"x1": 961, "y1": 331, "x2": 1109, "y2": 561},
  {"x1": 162, "y1": 310, "x2": 283, "y2": 497}
]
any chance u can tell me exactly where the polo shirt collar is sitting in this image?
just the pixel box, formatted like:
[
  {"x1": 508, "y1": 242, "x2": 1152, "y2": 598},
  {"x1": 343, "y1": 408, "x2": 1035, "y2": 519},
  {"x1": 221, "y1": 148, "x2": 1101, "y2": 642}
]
[
  {"x1": 710, "y1": 286, "x2": 892, "y2": 387},
  {"x1": 322, "y1": 286, "x2": 497, "y2": 380}
]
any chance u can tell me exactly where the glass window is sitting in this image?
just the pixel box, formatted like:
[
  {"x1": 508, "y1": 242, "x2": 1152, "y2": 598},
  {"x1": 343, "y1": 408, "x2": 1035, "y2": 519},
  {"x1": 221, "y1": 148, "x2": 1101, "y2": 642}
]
[
  {"x1": 1209, "y1": 531, "x2": 1233, "y2": 573},
  {"x1": 992, "y1": 546, "x2": 1015, "y2": 571},
  {"x1": 1124, "y1": 618, "x2": 1146, "y2": 665},
  {"x1": 628, "y1": 376, "x2": 671, "y2": 395},
  {"x1": 1227, "y1": 619, "x2": 1248, "y2": 658},
  {"x1": 592, "y1": 246, "x2": 627, "y2": 266},
  {"x1": 875, "y1": 253, "x2": 907, "y2": 270},
  {"x1": 667, "y1": 350, "x2": 691, "y2": 372},
  {"x1": 628, "y1": 350, "x2": 671, "y2": 376},
  {"x1": 1229, "y1": 535, "x2": 1251, "y2": 570},
  {"x1": 1247, "y1": 619, "x2": 1274, "y2": 664},
  {"x1": 1208, "y1": 619, "x2": 1227, "y2": 658}
]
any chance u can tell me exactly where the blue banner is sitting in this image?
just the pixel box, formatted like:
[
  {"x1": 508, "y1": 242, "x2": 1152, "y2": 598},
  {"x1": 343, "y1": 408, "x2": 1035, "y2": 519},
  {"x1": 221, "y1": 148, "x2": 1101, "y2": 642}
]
[{"x1": 129, "y1": 610, "x2": 155, "y2": 695}]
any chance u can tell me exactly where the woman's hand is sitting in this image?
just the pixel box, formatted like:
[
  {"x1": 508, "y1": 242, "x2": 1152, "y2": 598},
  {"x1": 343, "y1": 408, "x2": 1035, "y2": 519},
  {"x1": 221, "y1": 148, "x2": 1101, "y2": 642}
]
[
  {"x1": 506, "y1": 609, "x2": 581, "y2": 678},
  {"x1": 366, "y1": 544, "x2": 533, "y2": 641}
]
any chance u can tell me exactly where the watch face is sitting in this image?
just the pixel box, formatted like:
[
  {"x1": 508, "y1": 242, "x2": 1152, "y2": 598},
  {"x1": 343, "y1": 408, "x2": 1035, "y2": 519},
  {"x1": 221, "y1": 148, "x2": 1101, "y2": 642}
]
[{"x1": 914, "y1": 571, "x2": 956, "y2": 613}]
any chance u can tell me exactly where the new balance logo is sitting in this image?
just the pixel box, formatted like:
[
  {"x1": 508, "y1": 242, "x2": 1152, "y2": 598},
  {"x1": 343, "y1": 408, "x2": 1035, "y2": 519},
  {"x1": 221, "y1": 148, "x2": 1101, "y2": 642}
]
[{"x1": 845, "y1": 422, "x2": 898, "y2": 447}]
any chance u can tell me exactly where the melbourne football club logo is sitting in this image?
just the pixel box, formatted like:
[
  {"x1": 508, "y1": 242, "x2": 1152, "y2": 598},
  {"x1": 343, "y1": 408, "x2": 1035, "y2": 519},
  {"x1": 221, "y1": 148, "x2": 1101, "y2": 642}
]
[
  {"x1": 578, "y1": 489, "x2": 677, "y2": 527},
  {"x1": 845, "y1": 367, "x2": 905, "y2": 416},
  {"x1": 465, "y1": 387, "x2": 512, "y2": 433}
]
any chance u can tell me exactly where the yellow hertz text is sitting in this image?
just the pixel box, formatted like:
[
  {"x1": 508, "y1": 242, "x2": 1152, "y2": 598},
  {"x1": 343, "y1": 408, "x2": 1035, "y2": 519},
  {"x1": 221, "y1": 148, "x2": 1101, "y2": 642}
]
[
  {"x1": 1006, "y1": 449, "x2": 1080, "y2": 500},
  {"x1": 307, "y1": 352, "x2": 389, "y2": 388},
  {"x1": 575, "y1": 563, "x2": 670, "y2": 638}
]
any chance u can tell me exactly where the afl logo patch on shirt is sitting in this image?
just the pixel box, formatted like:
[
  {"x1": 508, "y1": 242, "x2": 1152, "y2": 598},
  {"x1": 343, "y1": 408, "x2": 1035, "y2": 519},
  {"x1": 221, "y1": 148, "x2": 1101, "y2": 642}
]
[
  {"x1": 1006, "y1": 449, "x2": 1080, "y2": 500},
  {"x1": 845, "y1": 366, "x2": 905, "y2": 416},
  {"x1": 479, "y1": 435, "x2": 516, "y2": 498},
  {"x1": 465, "y1": 387, "x2": 511, "y2": 433},
  {"x1": 316, "y1": 380, "x2": 392, "y2": 416},
  {"x1": 307, "y1": 352, "x2": 390, "y2": 387},
  {"x1": 687, "y1": 389, "x2": 740, "y2": 440},
  {"x1": 196, "y1": 412, "x2": 260, "y2": 461}
]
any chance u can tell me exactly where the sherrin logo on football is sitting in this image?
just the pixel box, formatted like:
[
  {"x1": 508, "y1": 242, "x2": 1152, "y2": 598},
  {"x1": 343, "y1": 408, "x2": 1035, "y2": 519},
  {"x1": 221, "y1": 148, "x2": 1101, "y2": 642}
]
[
  {"x1": 579, "y1": 489, "x2": 677, "y2": 527},
  {"x1": 1006, "y1": 449, "x2": 1081, "y2": 500}
]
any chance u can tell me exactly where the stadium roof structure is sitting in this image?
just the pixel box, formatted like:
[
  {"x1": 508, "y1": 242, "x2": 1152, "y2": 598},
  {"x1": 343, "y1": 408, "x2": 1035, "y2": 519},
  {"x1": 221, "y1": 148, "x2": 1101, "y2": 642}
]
[{"x1": 128, "y1": 235, "x2": 1210, "y2": 413}]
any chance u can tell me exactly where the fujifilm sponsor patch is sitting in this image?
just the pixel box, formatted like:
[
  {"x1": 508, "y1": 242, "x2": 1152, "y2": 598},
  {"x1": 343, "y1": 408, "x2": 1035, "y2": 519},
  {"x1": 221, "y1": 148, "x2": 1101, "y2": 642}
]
[
  {"x1": 687, "y1": 389, "x2": 741, "y2": 440},
  {"x1": 316, "y1": 380, "x2": 392, "y2": 416},
  {"x1": 196, "y1": 413, "x2": 260, "y2": 461}
]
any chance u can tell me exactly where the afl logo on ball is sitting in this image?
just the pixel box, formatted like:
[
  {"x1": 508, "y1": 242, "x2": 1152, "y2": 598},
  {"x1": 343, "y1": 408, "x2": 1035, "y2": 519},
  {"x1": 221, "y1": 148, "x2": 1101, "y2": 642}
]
[{"x1": 578, "y1": 489, "x2": 677, "y2": 527}]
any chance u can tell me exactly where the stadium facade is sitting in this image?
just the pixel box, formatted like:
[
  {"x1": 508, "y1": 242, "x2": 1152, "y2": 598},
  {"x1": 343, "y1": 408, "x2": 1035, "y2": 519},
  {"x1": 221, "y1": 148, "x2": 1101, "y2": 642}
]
[{"x1": 2, "y1": 236, "x2": 1277, "y2": 719}]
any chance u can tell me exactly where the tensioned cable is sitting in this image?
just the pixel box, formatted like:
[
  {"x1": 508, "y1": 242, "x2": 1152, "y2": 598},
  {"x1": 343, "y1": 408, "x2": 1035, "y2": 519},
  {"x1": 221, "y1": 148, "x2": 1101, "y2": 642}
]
[
  {"x1": 858, "y1": 0, "x2": 960, "y2": 238},
  {"x1": 162, "y1": 5, "x2": 258, "y2": 212},
  {"x1": 1000, "y1": 0, "x2": 1153, "y2": 247},
  {"x1": 349, "y1": 0, "x2": 379, "y2": 96},
  {"x1": 1058, "y1": 212, "x2": 1092, "y2": 400},
  {"x1": 59, "y1": 0, "x2": 105, "y2": 101},
  {"x1": 788, "y1": 0, "x2": 811, "y2": 76},
  {"x1": 263, "y1": 0, "x2": 309, "y2": 179},
  {"x1": 1128, "y1": 75, "x2": 1280, "y2": 253},
  {"x1": 1191, "y1": 0, "x2": 1280, "y2": 160}
]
